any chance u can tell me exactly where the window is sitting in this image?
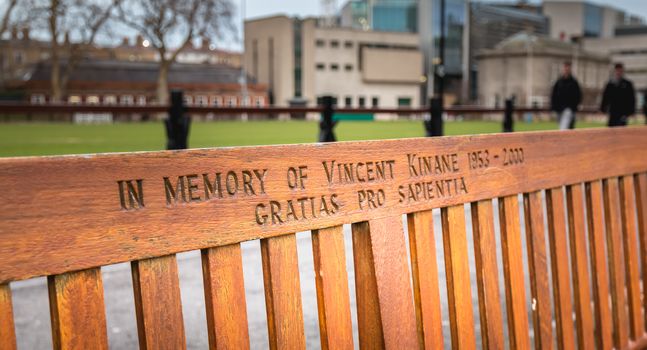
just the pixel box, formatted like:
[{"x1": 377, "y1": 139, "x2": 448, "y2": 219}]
[
  {"x1": 30, "y1": 94, "x2": 45, "y2": 104},
  {"x1": 358, "y1": 96, "x2": 365, "y2": 108},
  {"x1": 104, "y1": 95, "x2": 117, "y2": 104},
  {"x1": 345, "y1": 96, "x2": 352, "y2": 107},
  {"x1": 183, "y1": 96, "x2": 193, "y2": 105},
  {"x1": 397, "y1": 97, "x2": 412, "y2": 107},
  {"x1": 137, "y1": 95, "x2": 146, "y2": 105},
  {"x1": 196, "y1": 95, "x2": 208, "y2": 106},
  {"x1": 330, "y1": 40, "x2": 339, "y2": 48},
  {"x1": 254, "y1": 96, "x2": 264, "y2": 106},
  {"x1": 242, "y1": 96, "x2": 251, "y2": 106},
  {"x1": 86, "y1": 96, "x2": 100, "y2": 104},
  {"x1": 68, "y1": 95, "x2": 81, "y2": 104},
  {"x1": 330, "y1": 63, "x2": 339, "y2": 71},
  {"x1": 315, "y1": 39, "x2": 325, "y2": 47},
  {"x1": 211, "y1": 96, "x2": 222, "y2": 106},
  {"x1": 316, "y1": 63, "x2": 325, "y2": 70},
  {"x1": 14, "y1": 51, "x2": 23, "y2": 65},
  {"x1": 372, "y1": 97, "x2": 379, "y2": 108},
  {"x1": 344, "y1": 41, "x2": 353, "y2": 48},
  {"x1": 227, "y1": 96, "x2": 236, "y2": 107},
  {"x1": 344, "y1": 64, "x2": 353, "y2": 71},
  {"x1": 120, "y1": 95, "x2": 134, "y2": 105}
]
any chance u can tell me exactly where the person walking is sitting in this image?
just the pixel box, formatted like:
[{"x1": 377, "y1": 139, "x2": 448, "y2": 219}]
[
  {"x1": 600, "y1": 63, "x2": 636, "y2": 127},
  {"x1": 551, "y1": 61, "x2": 582, "y2": 130}
]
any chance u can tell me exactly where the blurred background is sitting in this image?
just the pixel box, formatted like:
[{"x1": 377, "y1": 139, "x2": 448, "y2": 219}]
[{"x1": 0, "y1": 0, "x2": 645, "y2": 156}]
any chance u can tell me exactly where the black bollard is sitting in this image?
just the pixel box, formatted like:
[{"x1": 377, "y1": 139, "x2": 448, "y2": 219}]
[
  {"x1": 318, "y1": 95, "x2": 337, "y2": 142},
  {"x1": 165, "y1": 90, "x2": 191, "y2": 150},
  {"x1": 503, "y1": 98, "x2": 514, "y2": 132},
  {"x1": 425, "y1": 97, "x2": 443, "y2": 137}
]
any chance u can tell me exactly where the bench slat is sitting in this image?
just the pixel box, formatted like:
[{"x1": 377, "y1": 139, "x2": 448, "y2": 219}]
[
  {"x1": 353, "y1": 216, "x2": 418, "y2": 349},
  {"x1": 470, "y1": 200, "x2": 504, "y2": 350},
  {"x1": 312, "y1": 225, "x2": 354, "y2": 350},
  {"x1": 441, "y1": 205, "x2": 477, "y2": 349},
  {"x1": 0, "y1": 283, "x2": 16, "y2": 350},
  {"x1": 635, "y1": 173, "x2": 647, "y2": 330},
  {"x1": 260, "y1": 234, "x2": 306, "y2": 350},
  {"x1": 547, "y1": 187, "x2": 576, "y2": 350},
  {"x1": 565, "y1": 184, "x2": 595, "y2": 350},
  {"x1": 407, "y1": 210, "x2": 444, "y2": 350},
  {"x1": 131, "y1": 255, "x2": 186, "y2": 350},
  {"x1": 47, "y1": 268, "x2": 108, "y2": 350},
  {"x1": 619, "y1": 175, "x2": 644, "y2": 340},
  {"x1": 603, "y1": 178, "x2": 630, "y2": 349},
  {"x1": 201, "y1": 244, "x2": 250, "y2": 350},
  {"x1": 499, "y1": 195, "x2": 531, "y2": 350},
  {"x1": 585, "y1": 181, "x2": 614, "y2": 350},
  {"x1": 523, "y1": 191, "x2": 553, "y2": 350}
]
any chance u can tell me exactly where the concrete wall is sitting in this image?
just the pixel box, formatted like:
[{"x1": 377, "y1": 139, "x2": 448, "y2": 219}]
[
  {"x1": 583, "y1": 35, "x2": 647, "y2": 90},
  {"x1": 543, "y1": 1, "x2": 584, "y2": 40}
]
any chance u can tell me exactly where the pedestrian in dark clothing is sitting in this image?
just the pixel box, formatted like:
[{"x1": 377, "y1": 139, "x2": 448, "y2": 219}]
[
  {"x1": 600, "y1": 63, "x2": 636, "y2": 127},
  {"x1": 551, "y1": 61, "x2": 582, "y2": 130}
]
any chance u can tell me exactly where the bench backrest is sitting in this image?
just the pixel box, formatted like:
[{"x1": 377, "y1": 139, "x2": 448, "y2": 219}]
[{"x1": 1, "y1": 127, "x2": 647, "y2": 349}]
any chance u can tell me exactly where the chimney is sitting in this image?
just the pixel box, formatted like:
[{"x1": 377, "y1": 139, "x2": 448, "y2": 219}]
[
  {"x1": 11, "y1": 26, "x2": 18, "y2": 39},
  {"x1": 136, "y1": 35, "x2": 144, "y2": 47},
  {"x1": 122, "y1": 37, "x2": 129, "y2": 46},
  {"x1": 21, "y1": 27, "x2": 30, "y2": 40},
  {"x1": 202, "y1": 36, "x2": 211, "y2": 50}
]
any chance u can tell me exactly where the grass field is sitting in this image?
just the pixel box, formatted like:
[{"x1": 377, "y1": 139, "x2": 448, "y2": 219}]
[{"x1": 0, "y1": 119, "x2": 611, "y2": 157}]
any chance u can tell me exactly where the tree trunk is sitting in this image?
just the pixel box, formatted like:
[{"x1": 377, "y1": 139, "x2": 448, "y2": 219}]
[
  {"x1": 156, "y1": 62, "x2": 170, "y2": 104},
  {"x1": 49, "y1": 0, "x2": 62, "y2": 102}
]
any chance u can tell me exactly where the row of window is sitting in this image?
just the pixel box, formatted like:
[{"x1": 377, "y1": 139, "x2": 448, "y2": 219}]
[
  {"x1": 30, "y1": 94, "x2": 266, "y2": 107},
  {"x1": 316, "y1": 96, "x2": 380, "y2": 108},
  {"x1": 315, "y1": 39, "x2": 354, "y2": 49},
  {"x1": 316, "y1": 63, "x2": 354, "y2": 72}
]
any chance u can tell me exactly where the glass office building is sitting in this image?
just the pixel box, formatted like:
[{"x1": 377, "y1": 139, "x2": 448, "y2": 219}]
[{"x1": 371, "y1": 0, "x2": 418, "y2": 33}]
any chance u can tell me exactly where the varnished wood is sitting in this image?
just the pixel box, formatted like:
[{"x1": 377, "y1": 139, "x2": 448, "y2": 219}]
[
  {"x1": 355, "y1": 216, "x2": 418, "y2": 349},
  {"x1": 131, "y1": 255, "x2": 186, "y2": 350},
  {"x1": 585, "y1": 181, "x2": 614, "y2": 350},
  {"x1": 260, "y1": 234, "x2": 306, "y2": 350},
  {"x1": 546, "y1": 187, "x2": 576, "y2": 350},
  {"x1": 619, "y1": 175, "x2": 644, "y2": 340},
  {"x1": 470, "y1": 200, "x2": 504, "y2": 350},
  {"x1": 1, "y1": 128, "x2": 647, "y2": 283},
  {"x1": 48, "y1": 268, "x2": 108, "y2": 350},
  {"x1": 635, "y1": 173, "x2": 647, "y2": 330},
  {"x1": 603, "y1": 178, "x2": 630, "y2": 349},
  {"x1": 523, "y1": 191, "x2": 553, "y2": 350},
  {"x1": 407, "y1": 210, "x2": 444, "y2": 350},
  {"x1": 498, "y1": 195, "x2": 531, "y2": 350},
  {"x1": 565, "y1": 184, "x2": 595, "y2": 350},
  {"x1": 441, "y1": 205, "x2": 477, "y2": 349},
  {"x1": 351, "y1": 221, "x2": 384, "y2": 349},
  {"x1": 312, "y1": 225, "x2": 354, "y2": 350},
  {"x1": 201, "y1": 244, "x2": 250, "y2": 350},
  {"x1": 0, "y1": 284, "x2": 16, "y2": 350}
]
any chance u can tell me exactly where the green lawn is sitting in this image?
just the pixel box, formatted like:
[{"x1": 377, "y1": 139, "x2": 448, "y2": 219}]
[{"x1": 0, "y1": 120, "x2": 609, "y2": 157}]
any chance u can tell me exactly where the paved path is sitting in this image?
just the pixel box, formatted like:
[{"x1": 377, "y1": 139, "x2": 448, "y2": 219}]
[{"x1": 11, "y1": 203, "x2": 537, "y2": 349}]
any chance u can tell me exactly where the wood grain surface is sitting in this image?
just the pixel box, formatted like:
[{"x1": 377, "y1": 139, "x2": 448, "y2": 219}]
[
  {"x1": 442, "y1": 205, "x2": 477, "y2": 349},
  {"x1": 1, "y1": 128, "x2": 647, "y2": 283},
  {"x1": 131, "y1": 255, "x2": 186, "y2": 350},
  {"x1": 201, "y1": 244, "x2": 250, "y2": 350},
  {"x1": 0, "y1": 283, "x2": 16, "y2": 350},
  {"x1": 585, "y1": 181, "x2": 613, "y2": 350},
  {"x1": 260, "y1": 234, "x2": 306, "y2": 350},
  {"x1": 523, "y1": 191, "x2": 553, "y2": 350},
  {"x1": 407, "y1": 210, "x2": 444, "y2": 350},
  {"x1": 635, "y1": 173, "x2": 647, "y2": 330},
  {"x1": 312, "y1": 225, "x2": 354, "y2": 350},
  {"x1": 470, "y1": 200, "x2": 504, "y2": 350},
  {"x1": 47, "y1": 268, "x2": 108, "y2": 350}
]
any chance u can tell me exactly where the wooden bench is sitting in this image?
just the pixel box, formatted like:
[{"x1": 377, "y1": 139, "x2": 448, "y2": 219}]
[{"x1": 1, "y1": 127, "x2": 647, "y2": 349}]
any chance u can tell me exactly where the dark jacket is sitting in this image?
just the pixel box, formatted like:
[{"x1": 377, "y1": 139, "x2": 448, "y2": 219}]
[
  {"x1": 600, "y1": 77, "x2": 636, "y2": 118},
  {"x1": 551, "y1": 75, "x2": 582, "y2": 112}
]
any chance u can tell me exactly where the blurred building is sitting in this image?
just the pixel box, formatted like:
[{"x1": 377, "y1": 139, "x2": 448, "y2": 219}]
[
  {"x1": 7, "y1": 60, "x2": 267, "y2": 107},
  {"x1": 543, "y1": 0, "x2": 643, "y2": 41},
  {"x1": 477, "y1": 33, "x2": 609, "y2": 108},
  {"x1": 244, "y1": 15, "x2": 422, "y2": 112},
  {"x1": 467, "y1": 2, "x2": 549, "y2": 102}
]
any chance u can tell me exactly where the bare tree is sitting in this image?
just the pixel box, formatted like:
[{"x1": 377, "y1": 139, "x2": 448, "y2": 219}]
[
  {"x1": 118, "y1": 0, "x2": 234, "y2": 104},
  {"x1": 0, "y1": 0, "x2": 19, "y2": 38}
]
